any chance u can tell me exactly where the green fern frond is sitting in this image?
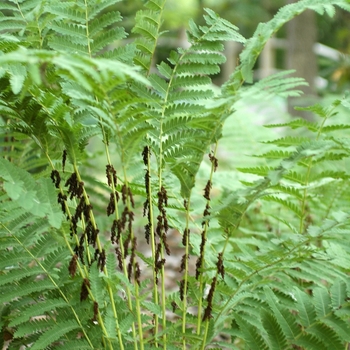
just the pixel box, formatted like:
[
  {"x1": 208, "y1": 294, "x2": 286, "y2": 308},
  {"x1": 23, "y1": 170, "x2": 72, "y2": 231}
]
[
  {"x1": 293, "y1": 288, "x2": 317, "y2": 327},
  {"x1": 253, "y1": 150, "x2": 293, "y2": 160},
  {"x1": 240, "y1": 70, "x2": 308, "y2": 100},
  {"x1": 309, "y1": 170, "x2": 349, "y2": 182},
  {"x1": 47, "y1": 0, "x2": 126, "y2": 57},
  {"x1": 234, "y1": 313, "x2": 269, "y2": 350},
  {"x1": 264, "y1": 118, "x2": 318, "y2": 132},
  {"x1": 0, "y1": 279, "x2": 56, "y2": 304},
  {"x1": 237, "y1": 166, "x2": 274, "y2": 177},
  {"x1": 262, "y1": 195, "x2": 303, "y2": 217},
  {"x1": 294, "y1": 333, "x2": 328, "y2": 350},
  {"x1": 8, "y1": 298, "x2": 67, "y2": 328},
  {"x1": 261, "y1": 309, "x2": 288, "y2": 350},
  {"x1": 31, "y1": 319, "x2": 82, "y2": 350},
  {"x1": 132, "y1": 0, "x2": 167, "y2": 72},
  {"x1": 262, "y1": 136, "x2": 310, "y2": 148},
  {"x1": 0, "y1": 0, "x2": 46, "y2": 48},
  {"x1": 322, "y1": 124, "x2": 350, "y2": 132},
  {"x1": 264, "y1": 287, "x2": 300, "y2": 341},
  {"x1": 307, "y1": 323, "x2": 344, "y2": 350}
]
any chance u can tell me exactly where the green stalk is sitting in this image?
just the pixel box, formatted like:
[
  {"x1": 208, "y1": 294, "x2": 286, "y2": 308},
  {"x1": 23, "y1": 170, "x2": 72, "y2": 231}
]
[
  {"x1": 145, "y1": 148, "x2": 160, "y2": 347},
  {"x1": 45, "y1": 154, "x2": 113, "y2": 349},
  {"x1": 181, "y1": 196, "x2": 191, "y2": 349},
  {"x1": 101, "y1": 126, "x2": 140, "y2": 350},
  {"x1": 196, "y1": 142, "x2": 219, "y2": 334},
  {"x1": 73, "y1": 164, "x2": 125, "y2": 350},
  {"x1": 157, "y1": 121, "x2": 168, "y2": 350}
]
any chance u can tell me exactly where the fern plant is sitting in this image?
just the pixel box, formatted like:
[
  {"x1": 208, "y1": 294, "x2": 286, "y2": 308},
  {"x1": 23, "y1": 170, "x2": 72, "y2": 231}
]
[{"x1": 1, "y1": 0, "x2": 350, "y2": 349}]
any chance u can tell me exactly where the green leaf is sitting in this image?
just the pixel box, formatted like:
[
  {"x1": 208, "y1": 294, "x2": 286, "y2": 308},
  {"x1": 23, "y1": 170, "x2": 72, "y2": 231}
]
[
  {"x1": 264, "y1": 287, "x2": 300, "y2": 341},
  {"x1": 293, "y1": 288, "x2": 316, "y2": 327},
  {"x1": 30, "y1": 320, "x2": 80, "y2": 350},
  {"x1": 313, "y1": 287, "x2": 331, "y2": 318},
  {"x1": 234, "y1": 313, "x2": 269, "y2": 350},
  {"x1": 261, "y1": 309, "x2": 287, "y2": 350}
]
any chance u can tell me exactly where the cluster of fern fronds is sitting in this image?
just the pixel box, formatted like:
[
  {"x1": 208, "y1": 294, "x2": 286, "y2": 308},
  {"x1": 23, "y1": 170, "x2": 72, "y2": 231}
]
[{"x1": 1, "y1": 0, "x2": 350, "y2": 349}]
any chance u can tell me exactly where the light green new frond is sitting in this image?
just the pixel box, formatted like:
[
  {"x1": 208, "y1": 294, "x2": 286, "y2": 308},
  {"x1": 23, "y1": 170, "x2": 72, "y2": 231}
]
[
  {"x1": 262, "y1": 136, "x2": 310, "y2": 148},
  {"x1": 237, "y1": 166, "x2": 274, "y2": 177},
  {"x1": 243, "y1": 70, "x2": 308, "y2": 99},
  {"x1": 0, "y1": 158, "x2": 63, "y2": 227}
]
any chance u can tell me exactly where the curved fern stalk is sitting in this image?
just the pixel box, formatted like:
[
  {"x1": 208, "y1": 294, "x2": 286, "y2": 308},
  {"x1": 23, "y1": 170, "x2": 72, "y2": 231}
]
[{"x1": 223, "y1": 0, "x2": 350, "y2": 96}]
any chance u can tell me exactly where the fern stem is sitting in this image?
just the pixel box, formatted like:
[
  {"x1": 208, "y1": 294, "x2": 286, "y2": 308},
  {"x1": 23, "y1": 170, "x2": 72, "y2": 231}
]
[
  {"x1": 145, "y1": 147, "x2": 160, "y2": 346},
  {"x1": 196, "y1": 143, "x2": 219, "y2": 335},
  {"x1": 100, "y1": 121, "x2": 141, "y2": 350},
  {"x1": 181, "y1": 196, "x2": 191, "y2": 349},
  {"x1": 73, "y1": 164, "x2": 125, "y2": 350},
  {"x1": 81, "y1": 1, "x2": 138, "y2": 347},
  {"x1": 44, "y1": 153, "x2": 115, "y2": 349}
]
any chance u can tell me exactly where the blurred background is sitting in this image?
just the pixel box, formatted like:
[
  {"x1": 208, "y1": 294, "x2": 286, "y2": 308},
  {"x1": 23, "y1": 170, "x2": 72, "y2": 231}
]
[{"x1": 118, "y1": 0, "x2": 350, "y2": 95}]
